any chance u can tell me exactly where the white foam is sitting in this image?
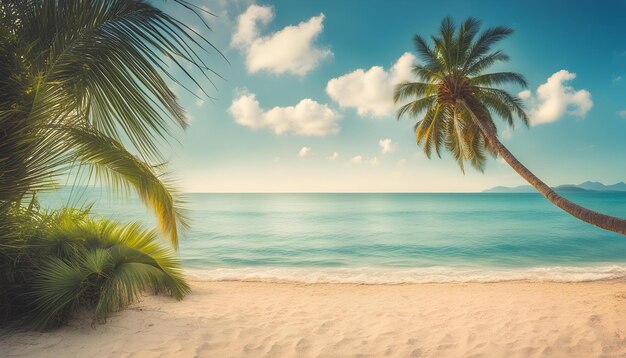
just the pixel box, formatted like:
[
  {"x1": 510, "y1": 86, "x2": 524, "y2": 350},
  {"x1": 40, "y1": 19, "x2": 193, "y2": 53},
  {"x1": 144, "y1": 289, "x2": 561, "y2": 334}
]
[{"x1": 184, "y1": 265, "x2": 626, "y2": 284}]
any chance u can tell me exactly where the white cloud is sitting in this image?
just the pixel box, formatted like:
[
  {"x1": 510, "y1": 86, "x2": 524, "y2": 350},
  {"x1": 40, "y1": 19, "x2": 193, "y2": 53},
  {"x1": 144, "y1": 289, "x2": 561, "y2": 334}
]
[
  {"x1": 326, "y1": 53, "x2": 416, "y2": 118},
  {"x1": 350, "y1": 155, "x2": 379, "y2": 166},
  {"x1": 618, "y1": 110, "x2": 626, "y2": 118},
  {"x1": 231, "y1": 5, "x2": 332, "y2": 75},
  {"x1": 350, "y1": 155, "x2": 363, "y2": 164},
  {"x1": 298, "y1": 147, "x2": 312, "y2": 157},
  {"x1": 231, "y1": 5, "x2": 272, "y2": 48},
  {"x1": 519, "y1": 70, "x2": 593, "y2": 126},
  {"x1": 228, "y1": 91, "x2": 341, "y2": 136},
  {"x1": 197, "y1": 0, "x2": 255, "y2": 32},
  {"x1": 613, "y1": 75, "x2": 623, "y2": 83},
  {"x1": 327, "y1": 152, "x2": 339, "y2": 161},
  {"x1": 501, "y1": 129, "x2": 511, "y2": 139},
  {"x1": 378, "y1": 138, "x2": 396, "y2": 154}
]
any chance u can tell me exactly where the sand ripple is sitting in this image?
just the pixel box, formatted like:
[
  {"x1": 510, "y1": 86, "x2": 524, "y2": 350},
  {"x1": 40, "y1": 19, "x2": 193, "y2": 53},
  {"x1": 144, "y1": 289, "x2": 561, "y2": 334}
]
[{"x1": 2, "y1": 280, "x2": 626, "y2": 357}]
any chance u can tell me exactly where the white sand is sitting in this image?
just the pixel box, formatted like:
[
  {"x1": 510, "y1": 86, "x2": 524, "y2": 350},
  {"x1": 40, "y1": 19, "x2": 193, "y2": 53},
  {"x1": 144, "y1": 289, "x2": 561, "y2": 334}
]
[{"x1": 2, "y1": 279, "x2": 626, "y2": 357}]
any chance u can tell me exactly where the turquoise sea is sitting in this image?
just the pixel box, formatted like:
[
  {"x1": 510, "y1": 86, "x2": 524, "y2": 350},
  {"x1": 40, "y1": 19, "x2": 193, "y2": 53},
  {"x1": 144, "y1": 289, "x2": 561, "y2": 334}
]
[{"x1": 44, "y1": 190, "x2": 626, "y2": 283}]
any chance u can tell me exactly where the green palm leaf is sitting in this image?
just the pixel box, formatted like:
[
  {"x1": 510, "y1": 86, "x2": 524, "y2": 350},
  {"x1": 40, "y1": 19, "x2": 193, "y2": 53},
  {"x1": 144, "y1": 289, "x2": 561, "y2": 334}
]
[
  {"x1": 64, "y1": 126, "x2": 189, "y2": 248},
  {"x1": 1, "y1": 0, "x2": 219, "y2": 245},
  {"x1": 28, "y1": 210, "x2": 189, "y2": 329}
]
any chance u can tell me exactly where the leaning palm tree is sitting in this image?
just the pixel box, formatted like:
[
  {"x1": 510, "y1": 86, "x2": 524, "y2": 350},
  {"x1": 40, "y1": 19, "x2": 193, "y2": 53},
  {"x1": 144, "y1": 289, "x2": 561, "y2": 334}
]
[
  {"x1": 394, "y1": 17, "x2": 626, "y2": 235},
  {"x1": 0, "y1": 0, "x2": 221, "y2": 247}
]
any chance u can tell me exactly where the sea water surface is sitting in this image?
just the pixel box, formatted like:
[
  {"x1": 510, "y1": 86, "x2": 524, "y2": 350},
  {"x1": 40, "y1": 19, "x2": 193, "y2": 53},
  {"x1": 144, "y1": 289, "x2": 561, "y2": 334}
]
[{"x1": 43, "y1": 191, "x2": 626, "y2": 283}]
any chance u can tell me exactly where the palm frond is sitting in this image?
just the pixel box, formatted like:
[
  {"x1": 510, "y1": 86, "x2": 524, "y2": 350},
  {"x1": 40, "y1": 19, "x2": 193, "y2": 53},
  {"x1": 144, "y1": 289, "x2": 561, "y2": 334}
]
[
  {"x1": 31, "y1": 255, "x2": 93, "y2": 328},
  {"x1": 394, "y1": 81, "x2": 437, "y2": 103},
  {"x1": 463, "y1": 26, "x2": 513, "y2": 70},
  {"x1": 24, "y1": 210, "x2": 189, "y2": 328},
  {"x1": 412, "y1": 34, "x2": 442, "y2": 71},
  {"x1": 470, "y1": 72, "x2": 528, "y2": 88},
  {"x1": 455, "y1": 17, "x2": 481, "y2": 68},
  {"x1": 411, "y1": 63, "x2": 443, "y2": 82},
  {"x1": 416, "y1": 104, "x2": 446, "y2": 158},
  {"x1": 477, "y1": 87, "x2": 529, "y2": 126},
  {"x1": 466, "y1": 50, "x2": 510, "y2": 76},
  {"x1": 64, "y1": 126, "x2": 188, "y2": 248},
  {"x1": 396, "y1": 95, "x2": 436, "y2": 119}
]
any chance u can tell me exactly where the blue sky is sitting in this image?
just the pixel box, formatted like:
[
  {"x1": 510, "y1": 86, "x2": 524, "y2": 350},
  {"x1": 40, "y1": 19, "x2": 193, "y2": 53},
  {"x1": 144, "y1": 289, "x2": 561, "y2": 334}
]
[{"x1": 160, "y1": 0, "x2": 626, "y2": 192}]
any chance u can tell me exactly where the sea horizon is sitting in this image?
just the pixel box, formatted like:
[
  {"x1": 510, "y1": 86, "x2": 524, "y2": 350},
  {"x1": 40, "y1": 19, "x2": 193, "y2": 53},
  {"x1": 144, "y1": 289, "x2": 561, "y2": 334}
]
[{"x1": 41, "y1": 190, "x2": 626, "y2": 284}]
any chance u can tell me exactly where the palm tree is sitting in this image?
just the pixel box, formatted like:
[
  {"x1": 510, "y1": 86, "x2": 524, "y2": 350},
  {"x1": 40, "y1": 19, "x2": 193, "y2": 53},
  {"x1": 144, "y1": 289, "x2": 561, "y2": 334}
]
[
  {"x1": 0, "y1": 0, "x2": 221, "y2": 247},
  {"x1": 394, "y1": 17, "x2": 626, "y2": 236}
]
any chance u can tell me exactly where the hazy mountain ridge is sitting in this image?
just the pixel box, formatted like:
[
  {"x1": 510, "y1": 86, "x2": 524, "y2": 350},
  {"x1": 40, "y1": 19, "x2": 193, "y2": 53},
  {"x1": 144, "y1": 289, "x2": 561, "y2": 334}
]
[{"x1": 484, "y1": 181, "x2": 626, "y2": 193}]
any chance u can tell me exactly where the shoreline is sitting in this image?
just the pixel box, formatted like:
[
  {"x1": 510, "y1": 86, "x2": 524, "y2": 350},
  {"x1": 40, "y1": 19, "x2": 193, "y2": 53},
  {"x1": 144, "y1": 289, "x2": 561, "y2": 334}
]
[
  {"x1": 2, "y1": 279, "x2": 626, "y2": 357},
  {"x1": 183, "y1": 265, "x2": 626, "y2": 284}
]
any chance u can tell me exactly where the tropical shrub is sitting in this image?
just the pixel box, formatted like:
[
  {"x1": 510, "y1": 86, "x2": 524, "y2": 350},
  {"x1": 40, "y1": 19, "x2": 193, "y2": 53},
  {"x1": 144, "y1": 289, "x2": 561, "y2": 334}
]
[{"x1": 1, "y1": 205, "x2": 189, "y2": 329}]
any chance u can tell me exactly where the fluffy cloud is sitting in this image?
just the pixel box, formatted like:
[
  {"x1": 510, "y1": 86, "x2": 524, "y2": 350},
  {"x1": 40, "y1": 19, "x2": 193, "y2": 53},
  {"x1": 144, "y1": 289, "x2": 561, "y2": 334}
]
[
  {"x1": 327, "y1": 152, "x2": 339, "y2": 160},
  {"x1": 501, "y1": 129, "x2": 511, "y2": 139},
  {"x1": 378, "y1": 138, "x2": 395, "y2": 154},
  {"x1": 618, "y1": 110, "x2": 626, "y2": 118},
  {"x1": 519, "y1": 70, "x2": 593, "y2": 126},
  {"x1": 350, "y1": 155, "x2": 379, "y2": 166},
  {"x1": 298, "y1": 147, "x2": 312, "y2": 157},
  {"x1": 231, "y1": 5, "x2": 272, "y2": 48},
  {"x1": 229, "y1": 92, "x2": 341, "y2": 136},
  {"x1": 231, "y1": 5, "x2": 332, "y2": 75},
  {"x1": 325, "y1": 53, "x2": 416, "y2": 118}
]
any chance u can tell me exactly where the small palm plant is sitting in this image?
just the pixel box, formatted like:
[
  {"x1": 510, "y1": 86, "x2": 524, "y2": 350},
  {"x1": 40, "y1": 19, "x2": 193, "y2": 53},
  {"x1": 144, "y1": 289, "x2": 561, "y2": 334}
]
[
  {"x1": 2, "y1": 207, "x2": 189, "y2": 329},
  {"x1": 394, "y1": 17, "x2": 626, "y2": 235}
]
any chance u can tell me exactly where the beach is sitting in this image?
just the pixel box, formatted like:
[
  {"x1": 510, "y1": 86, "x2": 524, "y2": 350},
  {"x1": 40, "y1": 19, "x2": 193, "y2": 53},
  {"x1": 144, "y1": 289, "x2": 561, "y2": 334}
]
[
  {"x1": 3, "y1": 2, "x2": 626, "y2": 358},
  {"x1": 2, "y1": 278, "x2": 626, "y2": 358}
]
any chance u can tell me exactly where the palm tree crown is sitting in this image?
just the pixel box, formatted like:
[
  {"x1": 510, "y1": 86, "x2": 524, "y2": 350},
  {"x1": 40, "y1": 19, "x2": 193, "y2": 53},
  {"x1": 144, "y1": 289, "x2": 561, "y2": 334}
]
[{"x1": 394, "y1": 17, "x2": 527, "y2": 172}]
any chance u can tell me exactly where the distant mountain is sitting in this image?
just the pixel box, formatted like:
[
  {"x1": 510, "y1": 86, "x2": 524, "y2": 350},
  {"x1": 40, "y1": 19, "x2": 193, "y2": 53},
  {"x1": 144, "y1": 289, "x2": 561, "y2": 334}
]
[
  {"x1": 484, "y1": 182, "x2": 626, "y2": 193},
  {"x1": 552, "y1": 185, "x2": 589, "y2": 192},
  {"x1": 578, "y1": 181, "x2": 626, "y2": 191},
  {"x1": 484, "y1": 185, "x2": 534, "y2": 193}
]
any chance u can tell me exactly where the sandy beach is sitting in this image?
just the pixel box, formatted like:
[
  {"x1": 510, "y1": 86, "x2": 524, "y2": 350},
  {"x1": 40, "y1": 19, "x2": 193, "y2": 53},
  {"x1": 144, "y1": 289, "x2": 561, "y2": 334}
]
[{"x1": 2, "y1": 279, "x2": 626, "y2": 357}]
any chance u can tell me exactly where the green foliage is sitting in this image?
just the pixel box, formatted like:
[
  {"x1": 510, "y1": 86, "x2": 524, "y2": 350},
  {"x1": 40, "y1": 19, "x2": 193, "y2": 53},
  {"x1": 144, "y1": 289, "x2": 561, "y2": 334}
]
[
  {"x1": 0, "y1": 206, "x2": 189, "y2": 329},
  {"x1": 394, "y1": 17, "x2": 528, "y2": 172},
  {"x1": 0, "y1": 0, "x2": 219, "y2": 246},
  {"x1": 0, "y1": 0, "x2": 217, "y2": 329}
]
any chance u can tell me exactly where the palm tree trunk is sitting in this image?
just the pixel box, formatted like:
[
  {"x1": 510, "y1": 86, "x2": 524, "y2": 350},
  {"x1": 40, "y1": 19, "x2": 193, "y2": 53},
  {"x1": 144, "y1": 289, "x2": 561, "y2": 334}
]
[{"x1": 460, "y1": 100, "x2": 626, "y2": 236}]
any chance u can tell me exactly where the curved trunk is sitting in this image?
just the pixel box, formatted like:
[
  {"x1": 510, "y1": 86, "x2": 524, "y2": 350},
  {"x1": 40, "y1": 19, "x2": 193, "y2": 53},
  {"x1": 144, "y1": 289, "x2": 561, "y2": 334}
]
[{"x1": 460, "y1": 100, "x2": 626, "y2": 236}]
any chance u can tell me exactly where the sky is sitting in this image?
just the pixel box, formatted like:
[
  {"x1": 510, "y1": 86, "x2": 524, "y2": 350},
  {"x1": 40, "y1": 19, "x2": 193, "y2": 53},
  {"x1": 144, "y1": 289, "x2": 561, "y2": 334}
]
[{"x1": 159, "y1": 0, "x2": 626, "y2": 193}]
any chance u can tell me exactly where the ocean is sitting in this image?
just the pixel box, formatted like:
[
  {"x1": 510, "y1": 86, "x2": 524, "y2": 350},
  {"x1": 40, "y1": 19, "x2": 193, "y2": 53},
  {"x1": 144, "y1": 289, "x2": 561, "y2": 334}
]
[{"x1": 43, "y1": 190, "x2": 626, "y2": 283}]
